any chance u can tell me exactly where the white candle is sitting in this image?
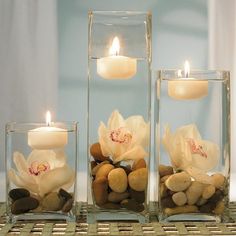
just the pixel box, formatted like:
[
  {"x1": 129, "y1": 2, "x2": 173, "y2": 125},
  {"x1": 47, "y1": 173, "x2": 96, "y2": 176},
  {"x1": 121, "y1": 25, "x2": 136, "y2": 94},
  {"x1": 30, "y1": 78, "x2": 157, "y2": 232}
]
[
  {"x1": 97, "y1": 37, "x2": 137, "y2": 79},
  {"x1": 168, "y1": 61, "x2": 208, "y2": 100},
  {"x1": 28, "y1": 111, "x2": 68, "y2": 149}
]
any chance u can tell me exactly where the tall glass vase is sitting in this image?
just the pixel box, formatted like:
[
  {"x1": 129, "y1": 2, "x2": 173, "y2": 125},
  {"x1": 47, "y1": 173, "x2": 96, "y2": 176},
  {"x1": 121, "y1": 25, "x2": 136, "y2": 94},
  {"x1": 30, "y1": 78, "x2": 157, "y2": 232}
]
[
  {"x1": 87, "y1": 11, "x2": 151, "y2": 223},
  {"x1": 155, "y1": 68, "x2": 231, "y2": 222}
]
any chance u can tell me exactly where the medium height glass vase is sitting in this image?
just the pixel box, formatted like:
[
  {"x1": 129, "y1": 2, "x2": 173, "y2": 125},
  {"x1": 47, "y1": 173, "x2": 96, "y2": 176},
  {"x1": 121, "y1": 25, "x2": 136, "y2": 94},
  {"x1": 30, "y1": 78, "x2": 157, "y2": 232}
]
[
  {"x1": 155, "y1": 66, "x2": 231, "y2": 222},
  {"x1": 5, "y1": 119, "x2": 78, "y2": 223},
  {"x1": 87, "y1": 11, "x2": 151, "y2": 223}
]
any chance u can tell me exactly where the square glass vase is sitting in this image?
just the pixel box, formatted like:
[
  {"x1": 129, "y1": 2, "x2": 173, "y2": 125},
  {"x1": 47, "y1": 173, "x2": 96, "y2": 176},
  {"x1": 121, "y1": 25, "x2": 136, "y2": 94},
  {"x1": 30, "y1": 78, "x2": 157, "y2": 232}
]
[
  {"x1": 5, "y1": 122, "x2": 78, "y2": 223},
  {"x1": 87, "y1": 11, "x2": 152, "y2": 223},
  {"x1": 155, "y1": 70, "x2": 231, "y2": 222}
]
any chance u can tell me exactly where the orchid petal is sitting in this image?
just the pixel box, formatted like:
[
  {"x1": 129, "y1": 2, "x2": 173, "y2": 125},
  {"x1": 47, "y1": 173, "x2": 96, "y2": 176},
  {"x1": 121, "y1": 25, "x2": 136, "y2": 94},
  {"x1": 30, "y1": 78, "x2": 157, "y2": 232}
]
[
  {"x1": 98, "y1": 122, "x2": 112, "y2": 157},
  {"x1": 125, "y1": 116, "x2": 149, "y2": 147},
  {"x1": 13, "y1": 152, "x2": 28, "y2": 174},
  {"x1": 8, "y1": 169, "x2": 38, "y2": 193},
  {"x1": 107, "y1": 110, "x2": 125, "y2": 130},
  {"x1": 114, "y1": 145, "x2": 148, "y2": 163},
  {"x1": 186, "y1": 166, "x2": 214, "y2": 184},
  {"x1": 38, "y1": 164, "x2": 75, "y2": 197}
]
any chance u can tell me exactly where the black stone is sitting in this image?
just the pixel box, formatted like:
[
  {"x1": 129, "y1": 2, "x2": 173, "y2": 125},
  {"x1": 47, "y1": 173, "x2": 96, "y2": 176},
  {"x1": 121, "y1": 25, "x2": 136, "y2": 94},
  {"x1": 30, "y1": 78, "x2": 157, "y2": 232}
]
[
  {"x1": 11, "y1": 197, "x2": 39, "y2": 214},
  {"x1": 208, "y1": 190, "x2": 224, "y2": 204},
  {"x1": 199, "y1": 202, "x2": 215, "y2": 213},
  {"x1": 62, "y1": 198, "x2": 73, "y2": 213},
  {"x1": 59, "y1": 188, "x2": 72, "y2": 201},
  {"x1": 120, "y1": 199, "x2": 144, "y2": 212},
  {"x1": 161, "y1": 196, "x2": 176, "y2": 208},
  {"x1": 129, "y1": 189, "x2": 145, "y2": 203},
  {"x1": 101, "y1": 202, "x2": 120, "y2": 210},
  {"x1": 9, "y1": 188, "x2": 30, "y2": 201}
]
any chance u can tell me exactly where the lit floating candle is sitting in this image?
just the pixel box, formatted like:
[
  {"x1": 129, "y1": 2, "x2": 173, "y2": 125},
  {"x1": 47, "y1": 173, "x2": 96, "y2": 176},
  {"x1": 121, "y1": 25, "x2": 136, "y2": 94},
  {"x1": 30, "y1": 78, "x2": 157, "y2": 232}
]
[
  {"x1": 97, "y1": 36, "x2": 137, "y2": 79},
  {"x1": 28, "y1": 111, "x2": 68, "y2": 149},
  {"x1": 168, "y1": 61, "x2": 208, "y2": 100}
]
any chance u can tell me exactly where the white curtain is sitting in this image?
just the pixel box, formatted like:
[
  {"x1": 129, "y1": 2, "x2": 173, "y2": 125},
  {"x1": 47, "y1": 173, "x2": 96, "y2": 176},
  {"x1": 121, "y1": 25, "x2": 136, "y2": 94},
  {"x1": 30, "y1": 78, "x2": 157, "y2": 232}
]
[
  {"x1": 0, "y1": 0, "x2": 58, "y2": 172},
  {"x1": 208, "y1": 0, "x2": 236, "y2": 172}
]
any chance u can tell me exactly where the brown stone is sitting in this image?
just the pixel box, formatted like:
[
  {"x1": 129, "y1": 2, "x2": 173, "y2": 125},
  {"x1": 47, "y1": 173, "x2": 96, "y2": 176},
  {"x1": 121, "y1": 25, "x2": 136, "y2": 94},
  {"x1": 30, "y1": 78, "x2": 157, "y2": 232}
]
[
  {"x1": 132, "y1": 159, "x2": 146, "y2": 171},
  {"x1": 92, "y1": 161, "x2": 110, "y2": 176},
  {"x1": 159, "y1": 165, "x2": 173, "y2": 177},
  {"x1": 92, "y1": 177, "x2": 108, "y2": 206},
  {"x1": 129, "y1": 188, "x2": 145, "y2": 203},
  {"x1": 96, "y1": 164, "x2": 114, "y2": 179},
  {"x1": 101, "y1": 202, "x2": 121, "y2": 210},
  {"x1": 108, "y1": 191, "x2": 129, "y2": 203},
  {"x1": 128, "y1": 168, "x2": 148, "y2": 191},
  {"x1": 90, "y1": 143, "x2": 109, "y2": 162},
  {"x1": 11, "y1": 197, "x2": 39, "y2": 214},
  {"x1": 120, "y1": 199, "x2": 144, "y2": 212},
  {"x1": 161, "y1": 196, "x2": 176, "y2": 208},
  {"x1": 62, "y1": 198, "x2": 73, "y2": 213},
  {"x1": 9, "y1": 188, "x2": 30, "y2": 201}
]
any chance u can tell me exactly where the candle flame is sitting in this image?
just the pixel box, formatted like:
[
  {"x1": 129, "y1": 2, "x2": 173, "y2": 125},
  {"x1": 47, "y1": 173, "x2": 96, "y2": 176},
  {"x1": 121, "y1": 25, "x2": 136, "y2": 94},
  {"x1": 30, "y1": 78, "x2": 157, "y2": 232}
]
[
  {"x1": 184, "y1": 60, "x2": 190, "y2": 78},
  {"x1": 46, "y1": 111, "x2": 51, "y2": 126},
  {"x1": 109, "y1": 37, "x2": 120, "y2": 56}
]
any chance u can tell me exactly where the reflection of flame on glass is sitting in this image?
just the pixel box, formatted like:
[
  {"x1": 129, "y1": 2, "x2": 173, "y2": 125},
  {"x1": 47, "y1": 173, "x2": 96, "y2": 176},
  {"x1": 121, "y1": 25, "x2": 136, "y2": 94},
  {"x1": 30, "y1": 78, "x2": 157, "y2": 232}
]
[
  {"x1": 46, "y1": 111, "x2": 51, "y2": 126},
  {"x1": 109, "y1": 37, "x2": 120, "y2": 56},
  {"x1": 184, "y1": 60, "x2": 190, "y2": 78}
]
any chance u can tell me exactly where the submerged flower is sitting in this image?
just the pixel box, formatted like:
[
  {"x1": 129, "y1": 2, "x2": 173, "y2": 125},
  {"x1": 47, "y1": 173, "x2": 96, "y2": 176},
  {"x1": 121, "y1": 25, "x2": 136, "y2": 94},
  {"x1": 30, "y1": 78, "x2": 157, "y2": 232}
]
[
  {"x1": 162, "y1": 124, "x2": 220, "y2": 182},
  {"x1": 98, "y1": 110, "x2": 149, "y2": 163},
  {"x1": 8, "y1": 150, "x2": 75, "y2": 197}
]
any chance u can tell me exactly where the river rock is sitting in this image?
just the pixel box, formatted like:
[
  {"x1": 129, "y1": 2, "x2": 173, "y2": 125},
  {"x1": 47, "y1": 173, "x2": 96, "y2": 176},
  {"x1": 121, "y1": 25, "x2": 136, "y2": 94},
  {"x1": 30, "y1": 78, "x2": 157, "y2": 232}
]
[
  {"x1": 161, "y1": 196, "x2": 176, "y2": 208},
  {"x1": 211, "y1": 173, "x2": 225, "y2": 189},
  {"x1": 132, "y1": 159, "x2": 146, "y2": 171},
  {"x1": 120, "y1": 199, "x2": 144, "y2": 212},
  {"x1": 159, "y1": 165, "x2": 173, "y2": 177},
  {"x1": 90, "y1": 143, "x2": 109, "y2": 162},
  {"x1": 108, "y1": 191, "x2": 129, "y2": 203},
  {"x1": 186, "y1": 181, "x2": 204, "y2": 205},
  {"x1": 161, "y1": 175, "x2": 171, "y2": 183},
  {"x1": 128, "y1": 168, "x2": 148, "y2": 191},
  {"x1": 172, "y1": 192, "x2": 187, "y2": 206},
  {"x1": 202, "y1": 185, "x2": 215, "y2": 199},
  {"x1": 108, "y1": 168, "x2": 128, "y2": 193},
  {"x1": 11, "y1": 197, "x2": 39, "y2": 214},
  {"x1": 214, "y1": 201, "x2": 225, "y2": 214},
  {"x1": 165, "y1": 172, "x2": 191, "y2": 192},
  {"x1": 9, "y1": 188, "x2": 30, "y2": 201},
  {"x1": 164, "y1": 205, "x2": 198, "y2": 216},
  {"x1": 96, "y1": 164, "x2": 114, "y2": 179},
  {"x1": 199, "y1": 202, "x2": 215, "y2": 213},
  {"x1": 92, "y1": 161, "x2": 110, "y2": 176},
  {"x1": 196, "y1": 197, "x2": 208, "y2": 206},
  {"x1": 91, "y1": 161, "x2": 97, "y2": 170},
  {"x1": 62, "y1": 198, "x2": 73, "y2": 213},
  {"x1": 92, "y1": 177, "x2": 108, "y2": 205},
  {"x1": 42, "y1": 192, "x2": 64, "y2": 211},
  {"x1": 160, "y1": 183, "x2": 168, "y2": 198},
  {"x1": 101, "y1": 202, "x2": 120, "y2": 210},
  {"x1": 129, "y1": 189, "x2": 145, "y2": 203},
  {"x1": 59, "y1": 188, "x2": 72, "y2": 201}
]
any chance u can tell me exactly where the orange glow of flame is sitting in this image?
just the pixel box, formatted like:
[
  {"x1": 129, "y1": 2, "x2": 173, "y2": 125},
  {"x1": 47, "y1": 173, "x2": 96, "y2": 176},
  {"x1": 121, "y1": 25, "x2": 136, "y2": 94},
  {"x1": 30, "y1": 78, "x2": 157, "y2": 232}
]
[{"x1": 109, "y1": 36, "x2": 120, "y2": 56}]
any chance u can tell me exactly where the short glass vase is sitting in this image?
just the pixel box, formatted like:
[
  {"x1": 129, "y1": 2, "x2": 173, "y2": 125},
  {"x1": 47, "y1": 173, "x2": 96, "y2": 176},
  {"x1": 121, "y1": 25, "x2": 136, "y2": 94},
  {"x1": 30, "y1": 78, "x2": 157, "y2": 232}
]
[
  {"x1": 5, "y1": 122, "x2": 78, "y2": 222},
  {"x1": 155, "y1": 70, "x2": 231, "y2": 222}
]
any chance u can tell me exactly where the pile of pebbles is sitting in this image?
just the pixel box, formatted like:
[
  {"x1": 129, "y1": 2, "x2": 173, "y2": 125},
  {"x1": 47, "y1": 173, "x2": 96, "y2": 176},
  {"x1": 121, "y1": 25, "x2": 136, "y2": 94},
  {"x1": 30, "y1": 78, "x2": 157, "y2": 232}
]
[
  {"x1": 90, "y1": 143, "x2": 148, "y2": 212},
  {"x1": 9, "y1": 188, "x2": 73, "y2": 215},
  {"x1": 159, "y1": 165, "x2": 227, "y2": 216}
]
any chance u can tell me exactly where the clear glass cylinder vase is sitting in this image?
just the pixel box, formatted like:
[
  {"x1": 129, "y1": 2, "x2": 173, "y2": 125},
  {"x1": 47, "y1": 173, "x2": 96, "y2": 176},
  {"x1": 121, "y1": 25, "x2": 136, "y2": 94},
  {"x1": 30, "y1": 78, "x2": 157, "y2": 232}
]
[
  {"x1": 156, "y1": 70, "x2": 231, "y2": 222},
  {"x1": 5, "y1": 121, "x2": 78, "y2": 222},
  {"x1": 87, "y1": 11, "x2": 151, "y2": 223}
]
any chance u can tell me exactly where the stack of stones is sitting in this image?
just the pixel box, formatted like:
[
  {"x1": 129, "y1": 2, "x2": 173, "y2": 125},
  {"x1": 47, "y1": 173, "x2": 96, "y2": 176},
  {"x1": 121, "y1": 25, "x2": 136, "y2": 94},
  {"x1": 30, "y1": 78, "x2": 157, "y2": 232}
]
[
  {"x1": 90, "y1": 143, "x2": 148, "y2": 212},
  {"x1": 9, "y1": 188, "x2": 73, "y2": 215},
  {"x1": 159, "y1": 165, "x2": 226, "y2": 216}
]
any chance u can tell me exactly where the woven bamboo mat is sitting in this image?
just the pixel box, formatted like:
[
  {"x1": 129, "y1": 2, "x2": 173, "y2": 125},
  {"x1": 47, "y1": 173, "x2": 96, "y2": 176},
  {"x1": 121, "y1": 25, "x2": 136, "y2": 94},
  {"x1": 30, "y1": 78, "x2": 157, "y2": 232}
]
[{"x1": 0, "y1": 202, "x2": 236, "y2": 235}]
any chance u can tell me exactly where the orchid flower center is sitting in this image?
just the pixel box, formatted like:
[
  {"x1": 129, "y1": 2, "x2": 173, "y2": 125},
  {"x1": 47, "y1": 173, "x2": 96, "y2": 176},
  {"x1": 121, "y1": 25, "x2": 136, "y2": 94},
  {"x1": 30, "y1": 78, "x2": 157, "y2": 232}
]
[
  {"x1": 29, "y1": 161, "x2": 50, "y2": 176},
  {"x1": 110, "y1": 127, "x2": 132, "y2": 144},
  {"x1": 187, "y1": 138, "x2": 207, "y2": 158}
]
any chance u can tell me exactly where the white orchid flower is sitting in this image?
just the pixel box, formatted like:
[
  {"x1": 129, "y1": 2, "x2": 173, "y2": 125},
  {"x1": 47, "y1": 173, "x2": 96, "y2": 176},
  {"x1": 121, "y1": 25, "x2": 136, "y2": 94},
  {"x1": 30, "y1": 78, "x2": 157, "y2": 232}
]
[
  {"x1": 162, "y1": 124, "x2": 220, "y2": 183},
  {"x1": 8, "y1": 150, "x2": 75, "y2": 197},
  {"x1": 98, "y1": 110, "x2": 149, "y2": 164}
]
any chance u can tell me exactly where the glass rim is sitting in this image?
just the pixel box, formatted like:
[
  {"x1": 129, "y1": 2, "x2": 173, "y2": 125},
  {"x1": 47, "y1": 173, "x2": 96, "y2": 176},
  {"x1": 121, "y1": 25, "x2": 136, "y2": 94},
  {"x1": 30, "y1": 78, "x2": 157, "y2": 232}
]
[
  {"x1": 6, "y1": 121, "x2": 78, "y2": 133},
  {"x1": 89, "y1": 11, "x2": 151, "y2": 16},
  {"x1": 156, "y1": 69, "x2": 230, "y2": 81}
]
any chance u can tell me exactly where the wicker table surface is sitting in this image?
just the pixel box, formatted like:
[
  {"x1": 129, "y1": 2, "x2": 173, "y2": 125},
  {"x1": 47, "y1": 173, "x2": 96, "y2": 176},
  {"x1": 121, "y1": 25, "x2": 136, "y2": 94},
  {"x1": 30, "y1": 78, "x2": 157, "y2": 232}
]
[{"x1": 0, "y1": 202, "x2": 236, "y2": 235}]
